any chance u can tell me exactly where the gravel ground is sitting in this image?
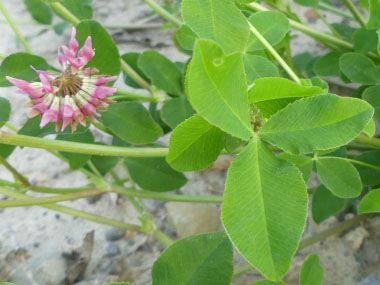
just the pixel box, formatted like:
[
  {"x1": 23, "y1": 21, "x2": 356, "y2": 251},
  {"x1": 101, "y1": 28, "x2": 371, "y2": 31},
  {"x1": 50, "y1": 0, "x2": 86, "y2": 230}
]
[{"x1": 0, "y1": 1, "x2": 379, "y2": 284}]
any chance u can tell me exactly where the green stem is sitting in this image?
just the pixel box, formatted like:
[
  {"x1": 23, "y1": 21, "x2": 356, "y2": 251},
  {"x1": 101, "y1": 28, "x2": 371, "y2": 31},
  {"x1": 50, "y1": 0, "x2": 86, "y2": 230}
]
[
  {"x1": 0, "y1": 0, "x2": 33, "y2": 54},
  {"x1": 113, "y1": 185, "x2": 223, "y2": 203},
  {"x1": 314, "y1": 8, "x2": 341, "y2": 38},
  {"x1": 141, "y1": 0, "x2": 182, "y2": 27},
  {"x1": 87, "y1": 160, "x2": 102, "y2": 177},
  {"x1": 153, "y1": 229, "x2": 174, "y2": 246},
  {"x1": 341, "y1": 0, "x2": 366, "y2": 26},
  {"x1": 0, "y1": 156, "x2": 30, "y2": 187},
  {"x1": 111, "y1": 90, "x2": 164, "y2": 103},
  {"x1": 0, "y1": 188, "x2": 103, "y2": 208},
  {"x1": 0, "y1": 132, "x2": 169, "y2": 157},
  {"x1": 233, "y1": 214, "x2": 370, "y2": 277},
  {"x1": 355, "y1": 135, "x2": 380, "y2": 148},
  {"x1": 248, "y1": 22, "x2": 301, "y2": 84},
  {"x1": 318, "y1": 1, "x2": 355, "y2": 20},
  {"x1": 49, "y1": 2, "x2": 80, "y2": 25},
  {"x1": 120, "y1": 58, "x2": 152, "y2": 91},
  {"x1": 0, "y1": 187, "x2": 143, "y2": 232}
]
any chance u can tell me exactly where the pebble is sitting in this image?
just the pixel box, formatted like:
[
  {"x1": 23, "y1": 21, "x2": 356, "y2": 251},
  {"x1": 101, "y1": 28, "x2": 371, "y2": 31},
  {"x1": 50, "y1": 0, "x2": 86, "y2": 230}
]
[
  {"x1": 106, "y1": 243, "x2": 121, "y2": 257},
  {"x1": 360, "y1": 271, "x2": 380, "y2": 285},
  {"x1": 165, "y1": 202, "x2": 221, "y2": 238},
  {"x1": 105, "y1": 228, "x2": 126, "y2": 241},
  {"x1": 344, "y1": 227, "x2": 369, "y2": 251},
  {"x1": 361, "y1": 239, "x2": 379, "y2": 265}
]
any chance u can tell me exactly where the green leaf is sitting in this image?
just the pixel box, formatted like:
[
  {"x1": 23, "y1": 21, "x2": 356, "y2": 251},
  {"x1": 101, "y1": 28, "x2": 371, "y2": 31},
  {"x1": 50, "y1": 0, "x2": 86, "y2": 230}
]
[
  {"x1": 353, "y1": 28, "x2": 378, "y2": 54},
  {"x1": 359, "y1": 189, "x2": 380, "y2": 214},
  {"x1": 259, "y1": 94, "x2": 374, "y2": 154},
  {"x1": 363, "y1": 119, "x2": 376, "y2": 138},
  {"x1": 0, "y1": 144, "x2": 15, "y2": 159},
  {"x1": 138, "y1": 51, "x2": 183, "y2": 96},
  {"x1": 167, "y1": 115, "x2": 225, "y2": 171},
  {"x1": 24, "y1": 0, "x2": 52, "y2": 24},
  {"x1": 0, "y1": 53, "x2": 50, "y2": 87},
  {"x1": 152, "y1": 232, "x2": 233, "y2": 284},
  {"x1": 223, "y1": 134, "x2": 245, "y2": 153},
  {"x1": 353, "y1": 151, "x2": 380, "y2": 186},
  {"x1": 175, "y1": 24, "x2": 198, "y2": 51},
  {"x1": 312, "y1": 184, "x2": 345, "y2": 224},
  {"x1": 331, "y1": 23, "x2": 357, "y2": 42},
  {"x1": 182, "y1": 0, "x2": 250, "y2": 54},
  {"x1": 313, "y1": 51, "x2": 342, "y2": 77},
  {"x1": 243, "y1": 55, "x2": 279, "y2": 84},
  {"x1": 76, "y1": 20, "x2": 120, "y2": 76},
  {"x1": 277, "y1": 153, "x2": 313, "y2": 183},
  {"x1": 86, "y1": 145, "x2": 118, "y2": 176},
  {"x1": 222, "y1": 137, "x2": 308, "y2": 281},
  {"x1": 0, "y1": 97, "x2": 10, "y2": 128},
  {"x1": 367, "y1": 0, "x2": 380, "y2": 29},
  {"x1": 249, "y1": 77, "x2": 324, "y2": 118},
  {"x1": 101, "y1": 102, "x2": 163, "y2": 145},
  {"x1": 295, "y1": 0, "x2": 319, "y2": 7},
  {"x1": 339, "y1": 53, "x2": 380, "y2": 85},
  {"x1": 57, "y1": 130, "x2": 94, "y2": 169},
  {"x1": 363, "y1": 85, "x2": 380, "y2": 123},
  {"x1": 316, "y1": 157, "x2": 362, "y2": 198},
  {"x1": 124, "y1": 157, "x2": 187, "y2": 192},
  {"x1": 121, "y1": 53, "x2": 151, "y2": 89},
  {"x1": 55, "y1": 0, "x2": 92, "y2": 20},
  {"x1": 160, "y1": 96, "x2": 195, "y2": 129},
  {"x1": 246, "y1": 11, "x2": 290, "y2": 52},
  {"x1": 299, "y1": 254, "x2": 324, "y2": 285},
  {"x1": 293, "y1": 52, "x2": 316, "y2": 78},
  {"x1": 186, "y1": 39, "x2": 252, "y2": 140}
]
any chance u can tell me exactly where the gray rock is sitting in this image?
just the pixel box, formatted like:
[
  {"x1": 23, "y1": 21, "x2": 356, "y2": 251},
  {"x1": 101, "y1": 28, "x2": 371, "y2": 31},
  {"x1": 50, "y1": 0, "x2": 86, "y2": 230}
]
[
  {"x1": 360, "y1": 271, "x2": 380, "y2": 285},
  {"x1": 362, "y1": 239, "x2": 379, "y2": 265},
  {"x1": 106, "y1": 243, "x2": 121, "y2": 257},
  {"x1": 165, "y1": 202, "x2": 221, "y2": 238},
  {"x1": 105, "y1": 228, "x2": 126, "y2": 241}
]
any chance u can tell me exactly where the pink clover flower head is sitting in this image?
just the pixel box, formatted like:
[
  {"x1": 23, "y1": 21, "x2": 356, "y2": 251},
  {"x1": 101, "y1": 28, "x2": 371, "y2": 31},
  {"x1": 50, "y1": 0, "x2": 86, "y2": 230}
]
[{"x1": 6, "y1": 27, "x2": 117, "y2": 132}]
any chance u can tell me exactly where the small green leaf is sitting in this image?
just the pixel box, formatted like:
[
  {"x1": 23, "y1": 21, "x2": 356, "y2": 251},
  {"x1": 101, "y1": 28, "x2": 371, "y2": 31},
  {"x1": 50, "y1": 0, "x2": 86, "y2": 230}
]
[
  {"x1": 367, "y1": 0, "x2": 380, "y2": 29},
  {"x1": 353, "y1": 28, "x2": 378, "y2": 54},
  {"x1": 294, "y1": 0, "x2": 319, "y2": 7},
  {"x1": 101, "y1": 102, "x2": 163, "y2": 145},
  {"x1": 124, "y1": 157, "x2": 187, "y2": 192},
  {"x1": 86, "y1": 146, "x2": 118, "y2": 176},
  {"x1": 363, "y1": 85, "x2": 380, "y2": 123},
  {"x1": 0, "y1": 144, "x2": 15, "y2": 159},
  {"x1": 186, "y1": 39, "x2": 253, "y2": 140},
  {"x1": 222, "y1": 137, "x2": 308, "y2": 281},
  {"x1": 182, "y1": 0, "x2": 250, "y2": 54},
  {"x1": 160, "y1": 96, "x2": 195, "y2": 129},
  {"x1": 247, "y1": 11, "x2": 290, "y2": 52},
  {"x1": 175, "y1": 24, "x2": 198, "y2": 51},
  {"x1": 223, "y1": 134, "x2": 245, "y2": 153},
  {"x1": 0, "y1": 53, "x2": 50, "y2": 87},
  {"x1": 331, "y1": 23, "x2": 357, "y2": 42},
  {"x1": 359, "y1": 189, "x2": 380, "y2": 214},
  {"x1": 0, "y1": 97, "x2": 11, "y2": 127},
  {"x1": 316, "y1": 157, "x2": 362, "y2": 198},
  {"x1": 57, "y1": 130, "x2": 94, "y2": 170},
  {"x1": 167, "y1": 115, "x2": 225, "y2": 171},
  {"x1": 259, "y1": 94, "x2": 374, "y2": 154},
  {"x1": 353, "y1": 151, "x2": 380, "y2": 186},
  {"x1": 293, "y1": 52, "x2": 316, "y2": 78},
  {"x1": 138, "y1": 51, "x2": 183, "y2": 96},
  {"x1": 249, "y1": 77, "x2": 324, "y2": 118},
  {"x1": 24, "y1": 0, "x2": 52, "y2": 24},
  {"x1": 312, "y1": 184, "x2": 345, "y2": 224},
  {"x1": 243, "y1": 55, "x2": 279, "y2": 84},
  {"x1": 152, "y1": 232, "x2": 233, "y2": 285},
  {"x1": 76, "y1": 20, "x2": 120, "y2": 76},
  {"x1": 278, "y1": 153, "x2": 313, "y2": 183},
  {"x1": 121, "y1": 53, "x2": 151, "y2": 89},
  {"x1": 313, "y1": 52, "x2": 342, "y2": 76},
  {"x1": 339, "y1": 53, "x2": 380, "y2": 85},
  {"x1": 363, "y1": 119, "x2": 376, "y2": 138},
  {"x1": 55, "y1": 0, "x2": 92, "y2": 20},
  {"x1": 299, "y1": 254, "x2": 324, "y2": 285}
]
